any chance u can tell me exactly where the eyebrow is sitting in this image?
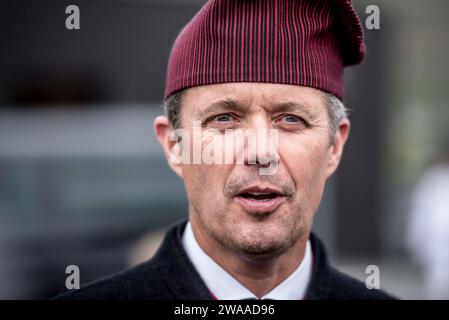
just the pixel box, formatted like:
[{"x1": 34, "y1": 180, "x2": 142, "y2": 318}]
[
  {"x1": 269, "y1": 101, "x2": 318, "y2": 120},
  {"x1": 198, "y1": 98, "x2": 319, "y2": 120},
  {"x1": 197, "y1": 98, "x2": 242, "y2": 119}
]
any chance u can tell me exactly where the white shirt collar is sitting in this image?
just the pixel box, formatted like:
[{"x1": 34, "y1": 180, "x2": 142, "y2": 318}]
[{"x1": 182, "y1": 221, "x2": 313, "y2": 300}]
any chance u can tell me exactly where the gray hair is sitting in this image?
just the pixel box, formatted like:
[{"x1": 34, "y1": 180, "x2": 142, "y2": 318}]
[
  {"x1": 322, "y1": 92, "x2": 349, "y2": 144},
  {"x1": 164, "y1": 89, "x2": 348, "y2": 145}
]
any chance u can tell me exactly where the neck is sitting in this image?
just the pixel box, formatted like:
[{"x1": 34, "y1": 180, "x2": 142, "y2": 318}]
[{"x1": 189, "y1": 215, "x2": 309, "y2": 298}]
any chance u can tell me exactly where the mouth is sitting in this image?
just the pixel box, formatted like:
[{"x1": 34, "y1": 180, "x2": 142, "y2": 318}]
[{"x1": 233, "y1": 187, "x2": 288, "y2": 215}]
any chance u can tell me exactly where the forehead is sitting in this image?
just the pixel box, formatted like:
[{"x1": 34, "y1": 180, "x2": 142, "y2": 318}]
[{"x1": 182, "y1": 82, "x2": 327, "y2": 115}]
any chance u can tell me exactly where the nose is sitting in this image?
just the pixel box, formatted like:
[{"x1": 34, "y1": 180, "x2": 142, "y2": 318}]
[{"x1": 242, "y1": 118, "x2": 279, "y2": 171}]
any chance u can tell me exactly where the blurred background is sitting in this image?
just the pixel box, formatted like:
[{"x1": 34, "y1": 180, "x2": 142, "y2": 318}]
[{"x1": 1, "y1": 0, "x2": 448, "y2": 299}]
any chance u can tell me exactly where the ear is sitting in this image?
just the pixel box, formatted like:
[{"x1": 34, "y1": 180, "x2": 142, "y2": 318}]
[
  {"x1": 153, "y1": 116, "x2": 184, "y2": 179},
  {"x1": 325, "y1": 118, "x2": 350, "y2": 179}
]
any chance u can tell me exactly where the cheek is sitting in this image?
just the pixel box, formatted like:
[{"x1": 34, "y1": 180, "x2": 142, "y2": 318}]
[
  {"x1": 179, "y1": 128, "x2": 235, "y2": 212},
  {"x1": 279, "y1": 134, "x2": 330, "y2": 192},
  {"x1": 181, "y1": 163, "x2": 231, "y2": 210}
]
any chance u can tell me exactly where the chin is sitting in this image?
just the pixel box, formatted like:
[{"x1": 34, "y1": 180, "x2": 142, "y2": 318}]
[
  {"x1": 232, "y1": 232, "x2": 292, "y2": 258},
  {"x1": 237, "y1": 241, "x2": 290, "y2": 261}
]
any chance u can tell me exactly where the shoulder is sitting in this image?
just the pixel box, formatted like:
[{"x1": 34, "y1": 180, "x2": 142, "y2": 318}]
[
  {"x1": 54, "y1": 258, "x2": 173, "y2": 300},
  {"x1": 326, "y1": 267, "x2": 396, "y2": 300},
  {"x1": 307, "y1": 233, "x2": 397, "y2": 300},
  {"x1": 53, "y1": 220, "x2": 212, "y2": 300}
]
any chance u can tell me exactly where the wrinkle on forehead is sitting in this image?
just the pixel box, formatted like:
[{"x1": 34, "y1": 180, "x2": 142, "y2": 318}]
[{"x1": 187, "y1": 82, "x2": 327, "y2": 118}]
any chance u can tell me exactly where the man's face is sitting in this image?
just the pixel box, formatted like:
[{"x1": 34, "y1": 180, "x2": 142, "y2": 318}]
[{"x1": 155, "y1": 82, "x2": 349, "y2": 259}]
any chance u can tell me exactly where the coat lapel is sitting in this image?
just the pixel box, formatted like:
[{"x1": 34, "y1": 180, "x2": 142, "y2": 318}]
[
  {"x1": 303, "y1": 233, "x2": 332, "y2": 300},
  {"x1": 153, "y1": 220, "x2": 213, "y2": 299}
]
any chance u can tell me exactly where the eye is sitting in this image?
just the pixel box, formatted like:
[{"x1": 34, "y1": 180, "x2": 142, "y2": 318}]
[
  {"x1": 203, "y1": 113, "x2": 239, "y2": 129},
  {"x1": 276, "y1": 114, "x2": 304, "y2": 123},
  {"x1": 283, "y1": 115, "x2": 301, "y2": 123},
  {"x1": 206, "y1": 113, "x2": 238, "y2": 124},
  {"x1": 214, "y1": 114, "x2": 234, "y2": 122},
  {"x1": 275, "y1": 114, "x2": 308, "y2": 129}
]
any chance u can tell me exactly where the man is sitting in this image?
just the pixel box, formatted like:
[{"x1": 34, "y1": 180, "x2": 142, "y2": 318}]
[{"x1": 57, "y1": 0, "x2": 394, "y2": 300}]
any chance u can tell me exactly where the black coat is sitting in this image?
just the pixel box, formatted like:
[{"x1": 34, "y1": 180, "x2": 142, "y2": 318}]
[{"x1": 55, "y1": 220, "x2": 395, "y2": 300}]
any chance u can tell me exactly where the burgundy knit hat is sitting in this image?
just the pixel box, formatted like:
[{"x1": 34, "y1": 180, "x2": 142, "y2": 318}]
[{"x1": 164, "y1": 0, "x2": 365, "y2": 100}]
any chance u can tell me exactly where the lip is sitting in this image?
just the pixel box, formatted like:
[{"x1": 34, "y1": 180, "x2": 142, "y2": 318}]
[
  {"x1": 236, "y1": 186, "x2": 283, "y2": 196},
  {"x1": 233, "y1": 186, "x2": 287, "y2": 215}
]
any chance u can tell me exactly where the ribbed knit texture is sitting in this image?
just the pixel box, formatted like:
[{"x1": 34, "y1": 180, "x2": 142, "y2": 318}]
[{"x1": 165, "y1": 0, "x2": 365, "y2": 100}]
